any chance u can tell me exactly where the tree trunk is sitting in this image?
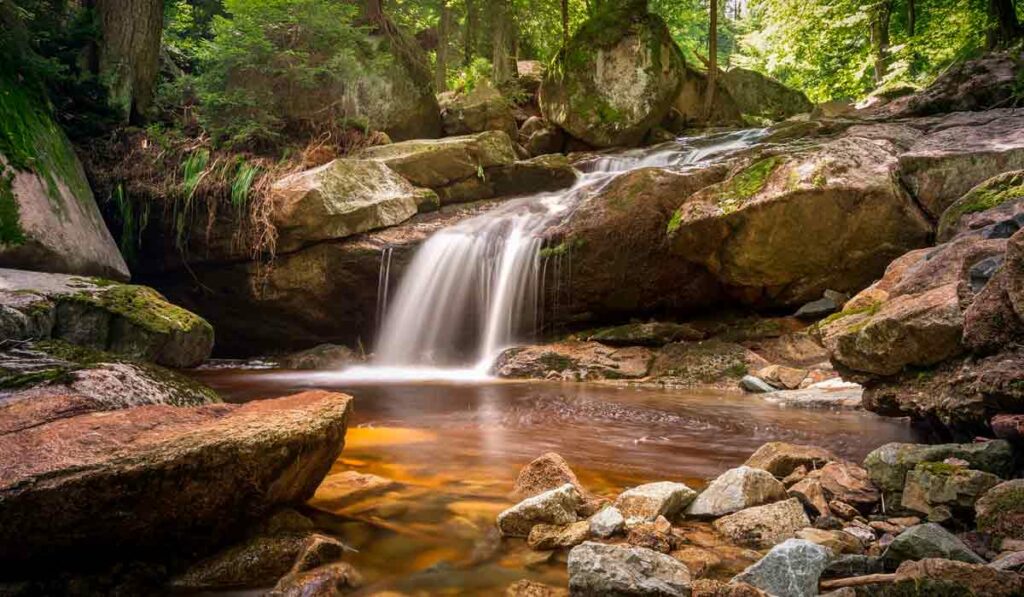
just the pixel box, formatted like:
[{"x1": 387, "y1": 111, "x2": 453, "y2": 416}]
[
  {"x1": 870, "y1": 0, "x2": 893, "y2": 85},
  {"x1": 561, "y1": 0, "x2": 569, "y2": 47},
  {"x1": 491, "y1": 0, "x2": 516, "y2": 86},
  {"x1": 703, "y1": 0, "x2": 718, "y2": 121},
  {"x1": 987, "y1": 0, "x2": 1023, "y2": 48},
  {"x1": 436, "y1": 2, "x2": 451, "y2": 92},
  {"x1": 95, "y1": 0, "x2": 163, "y2": 123},
  {"x1": 907, "y1": 0, "x2": 916, "y2": 36}
]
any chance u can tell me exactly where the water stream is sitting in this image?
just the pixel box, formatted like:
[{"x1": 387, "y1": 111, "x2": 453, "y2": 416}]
[{"x1": 343, "y1": 129, "x2": 766, "y2": 381}]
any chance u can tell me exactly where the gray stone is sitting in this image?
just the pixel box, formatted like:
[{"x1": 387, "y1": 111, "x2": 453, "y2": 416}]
[
  {"x1": 882, "y1": 523, "x2": 985, "y2": 566},
  {"x1": 686, "y1": 466, "x2": 787, "y2": 517},
  {"x1": 614, "y1": 482, "x2": 697, "y2": 526},
  {"x1": 732, "y1": 538, "x2": 831, "y2": 597},
  {"x1": 712, "y1": 498, "x2": 811, "y2": 549},
  {"x1": 567, "y1": 541, "x2": 691, "y2": 596},
  {"x1": 497, "y1": 483, "x2": 581, "y2": 537},
  {"x1": 589, "y1": 506, "x2": 625, "y2": 538},
  {"x1": 739, "y1": 375, "x2": 776, "y2": 394}
]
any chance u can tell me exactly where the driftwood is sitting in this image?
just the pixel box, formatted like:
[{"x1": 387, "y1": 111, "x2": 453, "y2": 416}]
[{"x1": 820, "y1": 573, "x2": 898, "y2": 590}]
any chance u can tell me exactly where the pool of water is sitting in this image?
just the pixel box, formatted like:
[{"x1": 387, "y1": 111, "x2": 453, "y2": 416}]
[{"x1": 192, "y1": 370, "x2": 923, "y2": 595}]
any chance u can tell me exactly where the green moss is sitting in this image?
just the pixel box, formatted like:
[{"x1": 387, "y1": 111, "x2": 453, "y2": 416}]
[
  {"x1": 715, "y1": 156, "x2": 783, "y2": 214},
  {"x1": 0, "y1": 165, "x2": 24, "y2": 245},
  {"x1": 67, "y1": 284, "x2": 209, "y2": 335}
]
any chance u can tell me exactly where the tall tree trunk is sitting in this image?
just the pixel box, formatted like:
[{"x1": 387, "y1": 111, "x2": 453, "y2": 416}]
[
  {"x1": 95, "y1": 0, "x2": 163, "y2": 123},
  {"x1": 907, "y1": 0, "x2": 916, "y2": 36},
  {"x1": 436, "y1": 2, "x2": 451, "y2": 92},
  {"x1": 491, "y1": 0, "x2": 516, "y2": 86},
  {"x1": 561, "y1": 0, "x2": 569, "y2": 47},
  {"x1": 987, "y1": 0, "x2": 1023, "y2": 48},
  {"x1": 870, "y1": 0, "x2": 893, "y2": 86},
  {"x1": 703, "y1": 0, "x2": 718, "y2": 121}
]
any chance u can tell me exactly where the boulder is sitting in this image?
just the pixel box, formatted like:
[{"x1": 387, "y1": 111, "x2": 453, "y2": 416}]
[
  {"x1": 589, "y1": 322, "x2": 706, "y2": 347},
  {"x1": 818, "y1": 461, "x2": 880, "y2": 508},
  {"x1": 936, "y1": 170, "x2": 1024, "y2": 242},
  {"x1": 887, "y1": 558, "x2": 1024, "y2": 597},
  {"x1": 900, "y1": 110, "x2": 1024, "y2": 218},
  {"x1": 712, "y1": 498, "x2": 811, "y2": 549},
  {"x1": 719, "y1": 68, "x2": 813, "y2": 121},
  {"x1": 0, "y1": 268, "x2": 214, "y2": 368},
  {"x1": 882, "y1": 523, "x2": 985, "y2": 566},
  {"x1": 901, "y1": 462, "x2": 1001, "y2": 523},
  {"x1": 0, "y1": 81, "x2": 129, "y2": 280},
  {"x1": 0, "y1": 391, "x2": 352, "y2": 563},
  {"x1": 906, "y1": 51, "x2": 1023, "y2": 116},
  {"x1": 744, "y1": 442, "x2": 838, "y2": 478},
  {"x1": 589, "y1": 506, "x2": 626, "y2": 538},
  {"x1": 687, "y1": 466, "x2": 787, "y2": 518},
  {"x1": 492, "y1": 341, "x2": 652, "y2": 381},
  {"x1": 731, "y1": 539, "x2": 830, "y2": 597},
  {"x1": 540, "y1": 3, "x2": 684, "y2": 147},
  {"x1": 496, "y1": 484, "x2": 581, "y2": 537},
  {"x1": 268, "y1": 159, "x2": 422, "y2": 252},
  {"x1": 567, "y1": 541, "x2": 692, "y2": 596},
  {"x1": 863, "y1": 441, "x2": 1014, "y2": 497},
  {"x1": 527, "y1": 520, "x2": 590, "y2": 550},
  {"x1": 614, "y1": 481, "x2": 697, "y2": 526},
  {"x1": 668, "y1": 136, "x2": 932, "y2": 307},
  {"x1": 438, "y1": 84, "x2": 517, "y2": 139},
  {"x1": 976, "y1": 479, "x2": 1024, "y2": 540}
]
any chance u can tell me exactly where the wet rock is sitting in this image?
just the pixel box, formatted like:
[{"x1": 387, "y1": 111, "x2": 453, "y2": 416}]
[
  {"x1": 712, "y1": 498, "x2": 810, "y2": 549},
  {"x1": 268, "y1": 562, "x2": 362, "y2": 597},
  {"x1": 614, "y1": 481, "x2": 697, "y2": 526},
  {"x1": 589, "y1": 322, "x2": 707, "y2": 347},
  {"x1": 744, "y1": 442, "x2": 838, "y2": 478},
  {"x1": 901, "y1": 462, "x2": 1001, "y2": 523},
  {"x1": 567, "y1": 541, "x2": 692, "y2": 596},
  {"x1": 821, "y1": 554, "x2": 885, "y2": 579},
  {"x1": 670, "y1": 547, "x2": 721, "y2": 579},
  {"x1": 493, "y1": 341, "x2": 653, "y2": 381},
  {"x1": 739, "y1": 375, "x2": 775, "y2": 394},
  {"x1": 506, "y1": 579, "x2": 568, "y2": 597},
  {"x1": 863, "y1": 441, "x2": 1014, "y2": 497},
  {"x1": 540, "y1": 3, "x2": 684, "y2": 148},
  {"x1": 732, "y1": 538, "x2": 830, "y2": 597},
  {"x1": 527, "y1": 520, "x2": 590, "y2": 550},
  {"x1": 888, "y1": 557, "x2": 1024, "y2": 597},
  {"x1": 0, "y1": 391, "x2": 352, "y2": 563},
  {"x1": 276, "y1": 344, "x2": 362, "y2": 370},
  {"x1": 497, "y1": 484, "x2": 581, "y2": 537},
  {"x1": 0, "y1": 268, "x2": 214, "y2": 368},
  {"x1": 754, "y1": 365, "x2": 808, "y2": 390},
  {"x1": 589, "y1": 506, "x2": 625, "y2": 538},
  {"x1": 795, "y1": 527, "x2": 863, "y2": 555},
  {"x1": 788, "y1": 477, "x2": 831, "y2": 518},
  {"x1": 976, "y1": 479, "x2": 1024, "y2": 540},
  {"x1": 686, "y1": 466, "x2": 787, "y2": 518},
  {"x1": 882, "y1": 523, "x2": 985, "y2": 566},
  {"x1": 819, "y1": 461, "x2": 880, "y2": 508},
  {"x1": 439, "y1": 84, "x2": 517, "y2": 139}
]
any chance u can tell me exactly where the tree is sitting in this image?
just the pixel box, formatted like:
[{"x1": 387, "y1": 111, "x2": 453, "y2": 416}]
[
  {"x1": 703, "y1": 0, "x2": 718, "y2": 119},
  {"x1": 870, "y1": 0, "x2": 893, "y2": 85},
  {"x1": 94, "y1": 0, "x2": 164, "y2": 122},
  {"x1": 987, "y1": 0, "x2": 1023, "y2": 48}
]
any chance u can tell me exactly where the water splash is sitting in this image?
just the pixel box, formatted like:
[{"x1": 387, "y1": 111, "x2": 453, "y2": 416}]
[{"x1": 342, "y1": 129, "x2": 765, "y2": 381}]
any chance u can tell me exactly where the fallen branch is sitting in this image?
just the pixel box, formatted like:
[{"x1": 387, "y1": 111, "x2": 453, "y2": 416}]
[{"x1": 820, "y1": 573, "x2": 898, "y2": 590}]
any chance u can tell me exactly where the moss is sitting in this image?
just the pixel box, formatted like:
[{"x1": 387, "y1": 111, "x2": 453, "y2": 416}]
[
  {"x1": 715, "y1": 156, "x2": 783, "y2": 214},
  {"x1": 67, "y1": 284, "x2": 210, "y2": 335},
  {"x1": 0, "y1": 165, "x2": 24, "y2": 245}
]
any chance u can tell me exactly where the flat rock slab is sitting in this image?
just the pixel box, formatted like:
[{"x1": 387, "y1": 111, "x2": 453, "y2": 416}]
[{"x1": 0, "y1": 390, "x2": 352, "y2": 563}]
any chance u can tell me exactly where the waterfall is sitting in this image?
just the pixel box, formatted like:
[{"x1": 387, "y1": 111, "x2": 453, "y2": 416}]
[{"x1": 343, "y1": 129, "x2": 765, "y2": 380}]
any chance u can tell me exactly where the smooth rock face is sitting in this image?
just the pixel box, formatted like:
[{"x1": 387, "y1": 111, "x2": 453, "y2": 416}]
[
  {"x1": 744, "y1": 442, "x2": 837, "y2": 478},
  {"x1": 497, "y1": 484, "x2": 581, "y2": 537},
  {"x1": 0, "y1": 83, "x2": 129, "y2": 280},
  {"x1": 863, "y1": 441, "x2": 1014, "y2": 496},
  {"x1": 540, "y1": 4, "x2": 684, "y2": 148},
  {"x1": 976, "y1": 479, "x2": 1024, "y2": 540},
  {"x1": 882, "y1": 523, "x2": 985, "y2": 565},
  {"x1": 0, "y1": 268, "x2": 214, "y2": 368},
  {"x1": 712, "y1": 498, "x2": 810, "y2": 549},
  {"x1": 614, "y1": 481, "x2": 697, "y2": 525},
  {"x1": 268, "y1": 159, "x2": 421, "y2": 252},
  {"x1": 732, "y1": 539, "x2": 830, "y2": 597},
  {"x1": 686, "y1": 466, "x2": 787, "y2": 518},
  {"x1": 589, "y1": 506, "x2": 626, "y2": 538},
  {"x1": 567, "y1": 541, "x2": 692, "y2": 596},
  {"x1": 0, "y1": 391, "x2": 352, "y2": 563}
]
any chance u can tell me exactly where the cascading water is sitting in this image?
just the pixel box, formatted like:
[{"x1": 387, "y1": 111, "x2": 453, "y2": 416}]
[{"x1": 342, "y1": 129, "x2": 765, "y2": 381}]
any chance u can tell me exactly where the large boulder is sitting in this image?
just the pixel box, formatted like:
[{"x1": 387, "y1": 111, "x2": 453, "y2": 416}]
[
  {"x1": 438, "y1": 84, "x2": 517, "y2": 139},
  {"x1": 567, "y1": 541, "x2": 692, "y2": 596},
  {"x1": 540, "y1": 2, "x2": 684, "y2": 147},
  {"x1": 0, "y1": 81, "x2": 129, "y2": 280},
  {"x1": 0, "y1": 390, "x2": 352, "y2": 563},
  {"x1": 0, "y1": 268, "x2": 213, "y2": 368},
  {"x1": 719, "y1": 68, "x2": 813, "y2": 121},
  {"x1": 668, "y1": 135, "x2": 932, "y2": 307}
]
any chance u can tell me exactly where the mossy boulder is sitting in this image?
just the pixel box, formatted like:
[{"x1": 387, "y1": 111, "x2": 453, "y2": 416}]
[
  {"x1": 668, "y1": 135, "x2": 932, "y2": 307},
  {"x1": 0, "y1": 268, "x2": 213, "y2": 368},
  {"x1": 539, "y1": 2, "x2": 684, "y2": 148},
  {"x1": 976, "y1": 479, "x2": 1024, "y2": 540},
  {"x1": 719, "y1": 67, "x2": 813, "y2": 121},
  {"x1": 0, "y1": 80, "x2": 129, "y2": 280}
]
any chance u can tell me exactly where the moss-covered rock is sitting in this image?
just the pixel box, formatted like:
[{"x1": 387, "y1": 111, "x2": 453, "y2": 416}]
[
  {"x1": 539, "y1": 2, "x2": 684, "y2": 148},
  {"x1": 0, "y1": 78, "x2": 129, "y2": 280}
]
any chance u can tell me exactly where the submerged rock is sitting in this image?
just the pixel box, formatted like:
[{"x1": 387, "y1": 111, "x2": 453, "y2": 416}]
[
  {"x1": 882, "y1": 523, "x2": 986, "y2": 566},
  {"x1": 497, "y1": 484, "x2": 581, "y2": 537},
  {"x1": 567, "y1": 541, "x2": 692, "y2": 596},
  {"x1": 686, "y1": 466, "x2": 787, "y2": 518},
  {"x1": 0, "y1": 391, "x2": 352, "y2": 564},
  {"x1": 712, "y1": 498, "x2": 810, "y2": 549},
  {"x1": 732, "y1": 539, "x2": 830, "y2": 597},
  {"x1": 614, "y1": 481, "x2": 697, "y2": 526}
]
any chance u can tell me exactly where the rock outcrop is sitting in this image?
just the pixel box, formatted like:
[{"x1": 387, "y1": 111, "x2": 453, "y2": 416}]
[
  {"x1": 0, "y1": 81, "x2": 129, "y2": 280},
  {"x1": 540, "y1": 2, "x2": 684, "y2": 147}
]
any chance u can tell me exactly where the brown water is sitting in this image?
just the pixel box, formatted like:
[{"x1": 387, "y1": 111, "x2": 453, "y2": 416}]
[{"x1": 193, "y1": 370, "x2": 923, "y2": 595}]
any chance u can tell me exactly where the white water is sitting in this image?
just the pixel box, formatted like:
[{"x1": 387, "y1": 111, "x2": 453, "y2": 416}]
[{"x1": 339, "y1": 129, "x2": 764, "y2": 382}]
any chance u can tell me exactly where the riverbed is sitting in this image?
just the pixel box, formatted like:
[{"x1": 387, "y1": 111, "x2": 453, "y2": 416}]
[{"x1": 193, "y1": 370, "x2": 923, "y2": 595}]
